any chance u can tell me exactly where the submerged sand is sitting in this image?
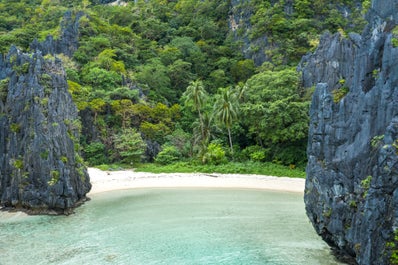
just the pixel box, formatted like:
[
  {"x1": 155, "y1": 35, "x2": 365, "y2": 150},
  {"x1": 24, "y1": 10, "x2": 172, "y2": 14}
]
[
  {"x1": 88, "y1": 167, "x2": 305, "y2": 195},
  {"x1": 0, "y1": 169, "x2": 305, "y2": 217}
]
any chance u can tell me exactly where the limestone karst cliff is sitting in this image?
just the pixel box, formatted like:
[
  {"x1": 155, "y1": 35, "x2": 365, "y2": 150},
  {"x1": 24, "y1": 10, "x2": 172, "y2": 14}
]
[
  {"x1": 302, "y1": 0, "x2": 398, "y2": 264},
  {"x1": 30, "y1": 11, "x2": 85, "y2": 58},
  {"x1": 229, "y1": 0, "x2": 365, "y2": 66},
  {"x1": 0, "y1": 46, "x2": 91, "y2": 214}
]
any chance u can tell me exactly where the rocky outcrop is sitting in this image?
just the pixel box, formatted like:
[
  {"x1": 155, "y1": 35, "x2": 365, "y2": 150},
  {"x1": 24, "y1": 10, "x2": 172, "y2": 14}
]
[
  {"x1": 228, "y1": 0, "x2": 268, "y2": 66},
  {"x1": 229, "y1": 0, "x2": 364, "y2": 66},
  {"x1": 303, "y1": 0, "x2": 398, "y2": 264},
  {"x1": 0, "y1": 46, "x2": 91, "y2": 215},
  {"x1": 30, "y1": 11, "x2": 85, "y2": 57},
  {"x1": 298, "y1": 32, "x2": 361, "y2": 90}
]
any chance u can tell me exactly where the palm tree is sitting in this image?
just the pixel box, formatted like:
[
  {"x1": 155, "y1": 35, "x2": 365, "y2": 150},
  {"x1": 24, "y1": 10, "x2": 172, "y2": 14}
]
[
  {"x1": 183, "y1": 79, "x2": 208, "y2": 138},
  {"x1": 235, "y1": 82, "x2": 248, "y2": 102},
  {"x1": 214, "y1": 87, "x2": 239, "y2": 153},
  {"x1": 192, "y1": 112, "x2": 217, "y2": 155}
]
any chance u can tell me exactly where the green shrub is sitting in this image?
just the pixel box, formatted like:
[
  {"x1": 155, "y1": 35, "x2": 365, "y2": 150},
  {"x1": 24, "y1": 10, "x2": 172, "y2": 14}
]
[
  {"x1": 361, "y1": 175, "x2": 372, "y2": 198},
  {"x1": 165, "y1": 128, "x2": 192, "y2": 158},
  {"x1": 242, "y1": 145, "x2": 270, "y2": 162},
  {"x1": 387, "y1": 230, "x2": 398, "y2": 264},
  {"x1": 250, "y1": 151, "x2": 266, "y2": 162},
  {"x1": 392, "y1": 38, "x2": 398, "y2": 48},
  {"x1": 134, "y1": 161, "x2": 306, "y2": 178},
  {"x1": 12, "y1": 62, "x2": 29, "y2": 75},
  {"x1": 323, "y1": 208, "x2": 332, "y2": 218},
  {"x1": 202, "y1": 143, "x2": 226, "y2": 165},
  {"x1": 75, "y1": 153, "x2": 84, "y2": 164},
  {"x1": 361, "y1": 175, "x2": 372, "y2": 190},
  {"x1": 0, "y1": 78, "x2": 9, "y2": 102},
  {"x1": 10, "y1": 123, "x2": 21, "y2": 133},
  {"x1": 40, "y1": 97, "x2": 49, "y2": 107},
  {"x1": 60, "y1": 156, "x2": 68, "y2": 163},
  {"x1": 48, "y1": 170, "x2": 60, "y2": 186},
  {"x1": 392, "y1": 26, "x2": 398, "y2": 48},
  {"x1": 95, "y1": 164, "x2": 126, "y2": 171},
  {"x1": 83, "y1": 141, "x2": 107, "y2": 165},
  {"x1": 13, "y1": 159, "x2": 23, "y2": 169},
  {"x1": 65, "y1": 68, "x2": 80, "y2": 82},
  {"x1": 271, "y1": 144, "x2": 307, "y2": 168},
  {"x1": 371, "y1": 135, "x2": 384, "y2": 148},
  {"x1": 40, "y1": 151, "x2": 49, "y2": 160},
  {"x1": 349, "y1": 200, "x2": 357, "y2": 208},
  {"x1": 332, "y1": 86, "x2": 350, "y2": 103},
  {"x1": 155, "y1": 144, "x2": 182, "y2": 165},
  {"x1": 113, "y1": 128, "x2": 147, "y2": 164}
]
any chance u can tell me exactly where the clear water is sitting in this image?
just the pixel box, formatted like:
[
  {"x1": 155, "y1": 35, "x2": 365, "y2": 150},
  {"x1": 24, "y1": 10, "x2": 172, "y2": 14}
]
[{"x1": 0, "y1": 188, "x2": 343, "y2": 265}]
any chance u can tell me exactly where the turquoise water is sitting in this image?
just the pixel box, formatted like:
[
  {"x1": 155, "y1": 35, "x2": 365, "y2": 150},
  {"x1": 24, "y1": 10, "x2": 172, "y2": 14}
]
[{"x1": 0, "y1": 188, "x2": 343, "y2": 265}]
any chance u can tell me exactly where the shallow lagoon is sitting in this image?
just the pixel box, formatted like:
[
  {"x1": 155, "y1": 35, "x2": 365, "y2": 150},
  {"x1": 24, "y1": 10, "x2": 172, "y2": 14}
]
[{"x1": 0, "y1": 188, "x2": 343, "y2": 265}]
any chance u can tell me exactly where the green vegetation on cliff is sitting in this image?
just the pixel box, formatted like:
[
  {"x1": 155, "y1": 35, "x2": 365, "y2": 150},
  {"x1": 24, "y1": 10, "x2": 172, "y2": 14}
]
[{"x1": 0, "y1": 0, "x2": 367, "y2": 174}]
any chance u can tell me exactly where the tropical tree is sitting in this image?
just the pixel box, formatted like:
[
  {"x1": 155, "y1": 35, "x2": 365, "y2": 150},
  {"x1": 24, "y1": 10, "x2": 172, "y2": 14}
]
[
  {"x1": 111, "y1": 99, "x2": 135, "y2": 129},
  {"x1": 81, "y1": 66, "x2": 122, "y2": 90},
  {"x1": 183, "y1": 79, "x2": 208, "y2": 140},
  {"x1": 168, "y1": 59, "x2": 195, "y2": 96},
  {"x1": 88, "y1": 98, "x2": 106, "y2": 123},
  {"x1": 214, "y1": 87, "x2": 239, "y2": 153},
  {"x1": 241, "y1": 68, "x2": 309, "y2": 165},
  {"x1": 165, "y1": 128, "x2": 192, "y2": 158},
  {"x1": 136, "y1": 58, "x2": 173, "y2": 102},
  {"x1": 95, "y1": 48, "x2": 126, "y2": 73},
  {"x1": 235, "y1": 82, "x2": 248, "y2": 102},
  {"x1": 112, "y1": 128, "x2": 147, "y2": 164},
  {"x1": 192, "y1": 112, "x2": 215, "y2": 157}
]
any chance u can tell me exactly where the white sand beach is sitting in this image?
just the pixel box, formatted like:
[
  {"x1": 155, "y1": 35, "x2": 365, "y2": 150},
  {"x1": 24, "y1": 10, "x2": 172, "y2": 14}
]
[
  {"x1": 0, "y1": 169, "x2": 305, "y2": 217},
  {"x1": 88, "y1": 167, "x2": 305, "y2": 195}
]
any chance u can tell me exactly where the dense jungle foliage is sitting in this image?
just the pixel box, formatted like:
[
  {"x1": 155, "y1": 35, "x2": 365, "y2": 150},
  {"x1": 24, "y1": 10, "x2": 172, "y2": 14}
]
[{"x1": 0, "y1": 0, "x2": 369, "y2": 172}]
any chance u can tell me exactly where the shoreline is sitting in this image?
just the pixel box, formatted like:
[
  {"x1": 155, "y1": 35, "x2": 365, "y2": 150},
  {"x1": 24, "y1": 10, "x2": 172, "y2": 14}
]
[
  {"x1": 87, "y1": 167, "x2": 305, "y2": 195},
  {"x1": 0, "y1": 169, "x2": 305, "y2": 217}
]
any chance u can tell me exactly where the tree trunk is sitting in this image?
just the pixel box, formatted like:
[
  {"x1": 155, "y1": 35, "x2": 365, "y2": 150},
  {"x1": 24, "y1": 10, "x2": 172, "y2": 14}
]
[
  {"x1": 228, "y1": 127, "x2": 233, "y2": 154},
  {"x1": 198, "y1": 108, "x2": 205, "y2": 140}
]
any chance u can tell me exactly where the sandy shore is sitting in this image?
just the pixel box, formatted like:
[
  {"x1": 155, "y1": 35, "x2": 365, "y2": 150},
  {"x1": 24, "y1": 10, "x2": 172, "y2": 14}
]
[
  {"x1": 0, "y1": 169, "x2": 305, "y2": 217},
  {"x1": 88, "y1": 168, "x2": 305, "y2": 195}
]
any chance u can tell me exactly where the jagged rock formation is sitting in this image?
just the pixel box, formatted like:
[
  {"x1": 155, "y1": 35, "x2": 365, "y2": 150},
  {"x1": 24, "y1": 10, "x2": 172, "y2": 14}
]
[
  {"x1": 229, "y1": 0, "x2": 268, "y2": 66},
  {"x1": 298, "y1": 32, "x2": 361, "y2": 91},
  {"x1": 0, "y1": 46, "x2": 91, "y2": 215},
  {"x1": 229, "y1": 0, "x2": 364, "y2": 66},
  {"x1": 30, "y1": 11, "x2": 85, "y2": 57},
  {"x1": 302, "y1": 0, "x2": 398, "y2": 264}
]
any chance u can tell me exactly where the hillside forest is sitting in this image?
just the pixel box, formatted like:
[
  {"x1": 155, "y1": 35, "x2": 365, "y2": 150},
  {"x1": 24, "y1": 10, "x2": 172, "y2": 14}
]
[{"x1": 0, "y1": 0, "x2": 369, "y2": 172}]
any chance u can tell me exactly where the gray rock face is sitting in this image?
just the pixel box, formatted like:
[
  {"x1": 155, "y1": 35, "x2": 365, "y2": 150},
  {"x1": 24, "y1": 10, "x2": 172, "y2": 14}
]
[
  {"x1": 302, "y1": 0, "x2": 398, "y2": 264},
  {"x1": 228, "y1": 0, "x2": 268, "y2": 66},
  {"x1": 298, "y1": 32, "x2": 360, "y2": 90},
  {"x1": 0, "y1": 46, "x2": 91, "y2": 215},
  {"x1": 229, "y1": 0, "x2": 364, "y2": 66}
]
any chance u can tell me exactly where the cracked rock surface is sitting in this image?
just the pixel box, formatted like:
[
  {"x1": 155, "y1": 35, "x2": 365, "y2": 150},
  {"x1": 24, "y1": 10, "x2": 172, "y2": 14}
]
[{"x1": 302, "y1": 0, "x2": 398, "y2": 264}]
